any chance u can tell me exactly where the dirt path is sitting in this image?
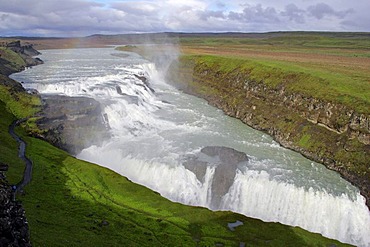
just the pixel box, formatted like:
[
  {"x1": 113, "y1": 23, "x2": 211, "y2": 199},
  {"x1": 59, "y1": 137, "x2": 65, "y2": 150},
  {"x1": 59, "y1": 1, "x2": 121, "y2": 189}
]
[{"x1": 9, "y1": 119, "x2": 33, "y2": 194}]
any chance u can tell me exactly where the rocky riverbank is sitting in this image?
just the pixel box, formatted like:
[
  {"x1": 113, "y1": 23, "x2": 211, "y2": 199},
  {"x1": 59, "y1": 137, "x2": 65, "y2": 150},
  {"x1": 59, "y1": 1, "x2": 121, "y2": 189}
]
[
  {"x1": 168, "y1": 55, "x2": 370, "y2": 209},
  {"x1": 35, "y1": 95, "x2": 110, "y2": 155},
  {"x1": 0, "y1": 41, "x2": 43, "y2": 77}
]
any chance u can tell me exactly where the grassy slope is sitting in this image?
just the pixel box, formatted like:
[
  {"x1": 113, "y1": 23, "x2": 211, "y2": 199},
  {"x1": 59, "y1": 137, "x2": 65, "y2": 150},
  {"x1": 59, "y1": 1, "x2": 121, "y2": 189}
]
[
  {"x1": 0, "y1": 70, "x2": 350, "y2": 245},
  {"x1": 0, "y1": 47, "x2": 27, "y2": 74},
  {"x1": 175, "y1": 54, "x2": 368, "y2": 166},
  {"x1": 0, "y1": 84, "x2": 41, "y2": 184},
  {"x1": 179, "y1": 33, "x2": 370, "y2": 114},
  {"x1": 0, "y1": 47, "x2": 27, "y2": 67}
]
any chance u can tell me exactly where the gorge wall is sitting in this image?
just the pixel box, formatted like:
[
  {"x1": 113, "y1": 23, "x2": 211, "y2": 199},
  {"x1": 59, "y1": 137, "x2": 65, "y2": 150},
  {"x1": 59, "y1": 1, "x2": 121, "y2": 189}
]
[
  {"x1": 0, "y1": 168, "x2": 31, "y2": 247},
  {"x1": 168, "y1": 55, "x2": 370, "y2": 208},
  {"x1": 0, "y1": 41, "x2": 41, "y2": 247}
]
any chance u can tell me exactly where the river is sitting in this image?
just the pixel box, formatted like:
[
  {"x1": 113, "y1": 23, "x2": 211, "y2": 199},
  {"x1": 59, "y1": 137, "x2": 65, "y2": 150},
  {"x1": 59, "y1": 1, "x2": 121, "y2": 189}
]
[{"x1": 11, "y1": 47, "x2": 370, "y2": 246}]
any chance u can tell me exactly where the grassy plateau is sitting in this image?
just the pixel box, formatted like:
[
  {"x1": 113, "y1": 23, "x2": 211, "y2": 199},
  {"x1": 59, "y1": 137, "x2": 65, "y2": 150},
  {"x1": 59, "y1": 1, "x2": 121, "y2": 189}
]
[{"x1": 178, "y1": 33, "x2": 370, "y2": 114}]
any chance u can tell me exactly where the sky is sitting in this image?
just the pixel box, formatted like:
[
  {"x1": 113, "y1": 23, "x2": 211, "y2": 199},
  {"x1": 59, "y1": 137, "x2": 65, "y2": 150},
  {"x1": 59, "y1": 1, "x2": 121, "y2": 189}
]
[{"x1": 0, "y1": 0, "x2": 369, "y2": 37}]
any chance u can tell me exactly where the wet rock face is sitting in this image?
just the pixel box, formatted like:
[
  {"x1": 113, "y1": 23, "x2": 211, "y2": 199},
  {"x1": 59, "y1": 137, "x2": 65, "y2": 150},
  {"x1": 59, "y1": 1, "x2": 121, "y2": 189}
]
[
  {"x1": 184, "y1": 146, "x2": 249, "y2": 208},
  {"x1": 36, "y1": 95, "x2": 110, "y2": 155},
  {"x1": 116, "y1": 85, "x2": 139, "y2": 105},
  {"x1": 0, "y1": 173, "x2": 31, "y2": 247}
]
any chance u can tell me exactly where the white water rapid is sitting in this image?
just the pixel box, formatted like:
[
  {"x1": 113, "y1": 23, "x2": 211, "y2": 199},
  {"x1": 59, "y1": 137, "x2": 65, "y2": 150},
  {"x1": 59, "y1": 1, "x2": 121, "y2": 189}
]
[{"x1": 11, "y1": 48, "x2": 370, "y2": 246}]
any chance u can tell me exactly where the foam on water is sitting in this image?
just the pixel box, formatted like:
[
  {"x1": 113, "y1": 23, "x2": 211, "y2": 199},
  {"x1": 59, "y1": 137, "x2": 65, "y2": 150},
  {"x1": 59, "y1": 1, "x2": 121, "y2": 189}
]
[
  {"x1": 11, "y1": 48, "x2": 370, "y2": 246},
  {"x1": 222, "y1": 170, "x2": 370, "y2": 245}
]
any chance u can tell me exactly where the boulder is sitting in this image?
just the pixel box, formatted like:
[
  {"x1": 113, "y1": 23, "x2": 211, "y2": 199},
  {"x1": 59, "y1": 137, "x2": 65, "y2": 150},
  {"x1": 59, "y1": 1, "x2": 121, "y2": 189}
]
[
  {"x1": 36, "y1": 95, "x2": 110, "y2": 155},
  {"x1": 183, "y1": 146, "x2": 249, "y2": 208}
]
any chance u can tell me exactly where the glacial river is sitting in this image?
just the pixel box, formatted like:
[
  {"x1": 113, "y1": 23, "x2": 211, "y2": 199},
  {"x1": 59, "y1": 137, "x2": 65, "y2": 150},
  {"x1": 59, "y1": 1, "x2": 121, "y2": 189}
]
[{"x1": 11, "y1": 48, "x2": 370, "y2": 246}]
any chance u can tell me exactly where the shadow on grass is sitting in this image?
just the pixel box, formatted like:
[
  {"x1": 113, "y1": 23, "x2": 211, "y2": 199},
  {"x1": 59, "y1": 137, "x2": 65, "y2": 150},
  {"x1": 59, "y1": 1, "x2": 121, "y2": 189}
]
[
  {"x1": 0, "y1": 100, "x2": 351, "y2": 247},
  {"x1": 18, "y1": 135, "x2": 349, "y2": 246}
]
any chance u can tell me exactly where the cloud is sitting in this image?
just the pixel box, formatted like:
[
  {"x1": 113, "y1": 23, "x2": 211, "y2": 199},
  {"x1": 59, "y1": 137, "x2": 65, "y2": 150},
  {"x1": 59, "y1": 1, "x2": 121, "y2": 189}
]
[
  {"x1": 0, "y1": 0, "x2": 367, "y2": 36},
  {"x1": 1, "y1": 13, "x2": 9, "y2": 21},
  {"x1": 307, "y1": 3, "x2": 353, "y2": 20},
  {"x1": 0, "y1": 0, "x2": 103, "y2": 15},
  {"x1": 199, "y1": 10, "x2": 225, "y2": 21},
  {"x1": 110, "y1": 1, "x2": 159, "y2": 16},
  {"x1": 282, "y1": 4, "x2": 305, "y2": 23},
  {"x1": 229, "y1": 4, "x2": 280, "y2": 23}
]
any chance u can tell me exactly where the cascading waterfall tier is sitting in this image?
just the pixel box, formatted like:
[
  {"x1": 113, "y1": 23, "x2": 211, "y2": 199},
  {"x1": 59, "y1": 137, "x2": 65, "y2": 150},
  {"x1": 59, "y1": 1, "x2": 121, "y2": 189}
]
[{"x1": 11, "y1": 48, "x2": 370, "y2": 246}]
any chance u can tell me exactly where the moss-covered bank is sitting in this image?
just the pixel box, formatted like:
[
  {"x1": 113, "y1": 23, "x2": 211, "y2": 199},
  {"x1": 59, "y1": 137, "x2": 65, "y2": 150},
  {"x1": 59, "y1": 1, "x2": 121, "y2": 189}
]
[{"x1": 168, "y1": 55, "x2": 370, "y2": 209}]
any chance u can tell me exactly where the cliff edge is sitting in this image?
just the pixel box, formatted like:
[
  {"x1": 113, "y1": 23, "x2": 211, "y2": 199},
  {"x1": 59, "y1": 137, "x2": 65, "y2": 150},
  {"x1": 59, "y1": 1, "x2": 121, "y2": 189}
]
[{"x1": 169, "y1": 55, "x2": 370, "y2": 209}]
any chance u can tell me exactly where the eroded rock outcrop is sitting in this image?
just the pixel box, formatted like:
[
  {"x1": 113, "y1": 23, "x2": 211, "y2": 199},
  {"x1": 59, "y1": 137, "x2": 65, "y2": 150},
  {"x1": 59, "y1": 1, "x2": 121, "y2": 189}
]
[
  {"x1": 35, "y1": 95, "x2": 110, "y2": 155},
  {"x1": 184, "y1": 146, "x2": 249, "y2": 208},
  {"x1": 9, "y1": 42, "x2": 39, "y2": 56},
  {"x1": 0, "y1": 41, "x2": 43, "y2": 76}
]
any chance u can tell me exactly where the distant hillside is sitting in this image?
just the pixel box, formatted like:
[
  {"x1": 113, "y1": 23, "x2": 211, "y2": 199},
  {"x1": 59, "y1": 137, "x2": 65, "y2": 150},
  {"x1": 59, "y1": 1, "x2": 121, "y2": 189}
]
[{"x1": 2, "y1": 31, "x2": 369, "y2": 50}]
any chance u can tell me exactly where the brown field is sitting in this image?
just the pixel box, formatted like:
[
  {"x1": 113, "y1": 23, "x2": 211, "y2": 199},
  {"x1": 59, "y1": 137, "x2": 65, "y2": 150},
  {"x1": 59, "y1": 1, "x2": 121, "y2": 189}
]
[
  {"x1": 2, "y1": 33, "x2": 370, "y2": 77},
  {"x1": 180, "y1": 45, "x2": 370, "y2": 83}
]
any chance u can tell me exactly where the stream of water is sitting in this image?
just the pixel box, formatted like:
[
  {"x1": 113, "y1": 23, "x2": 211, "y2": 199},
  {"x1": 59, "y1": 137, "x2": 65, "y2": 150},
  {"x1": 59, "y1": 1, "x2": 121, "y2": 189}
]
[{"x1": 11, "y1": 48, "x2": 370, "y2": 246}]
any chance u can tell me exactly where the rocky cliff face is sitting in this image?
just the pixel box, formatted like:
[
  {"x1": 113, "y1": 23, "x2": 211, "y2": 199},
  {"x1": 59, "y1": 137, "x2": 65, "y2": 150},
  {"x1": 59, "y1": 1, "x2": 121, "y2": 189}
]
[
  {"x1": 0, "y1": 41, "x2": 43, "y2": 77},
  {"x1": 0, "y1": 169, "x2": 31, "y2": 247},
  {"x1": 35, "y1": 95, "x2": 110, "y2": 155},
  {"x1": 168, "y1": 57, "x2": 370, "y2": 209},
  {"x1": 6, "y1": 41, "x2": 40, "y2": 57}
]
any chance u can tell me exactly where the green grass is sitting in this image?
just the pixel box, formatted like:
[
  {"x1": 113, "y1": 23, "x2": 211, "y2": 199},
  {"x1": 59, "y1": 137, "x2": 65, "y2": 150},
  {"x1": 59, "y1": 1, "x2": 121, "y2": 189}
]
[
  {"x1": 180, "y1": 32, "x2": 370, "y2": 51},
  {"x1": 0, "y1": 101, "x2": 25, "y2": 184},
  {"x1": 16, "y1": 125, "x2": 354, "y2": 246},
  {"x1": 0, "y1": 85, "x2": 41, "y2": 118},
  {"x1": 184, "y1": 55, "x2": 369, "y2": 114},
  {"x1": 0, "y1": 47, "x2": 26, "y2": 70},
  {"x1": 179, "y1": 32, "x2": 370, "y2": 114},
  {"x1": 249, "y1": 58, "x2": 369, "y2": 107},
  {"x1": 0, "y1": 82, "x2": 41, "y2": 184},
  {"x1": 0, "y1": 78, "x2": 351, "y2": 246},
  {"x1": 298, "y1": 134, "x2": 311, "y2": 148}
]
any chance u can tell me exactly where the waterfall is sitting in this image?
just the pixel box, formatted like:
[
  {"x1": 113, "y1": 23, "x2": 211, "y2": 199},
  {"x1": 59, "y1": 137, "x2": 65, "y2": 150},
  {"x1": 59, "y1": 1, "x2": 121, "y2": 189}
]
[
  {"x1": 79, "y1": 143, "x2": 370, "y2": 246},
  {"x1": 222, "y1": 170, "x2": 370, "y2": 246},
  {"x1": 11, "y1": 48, "x2": 370, "y2": 246}
]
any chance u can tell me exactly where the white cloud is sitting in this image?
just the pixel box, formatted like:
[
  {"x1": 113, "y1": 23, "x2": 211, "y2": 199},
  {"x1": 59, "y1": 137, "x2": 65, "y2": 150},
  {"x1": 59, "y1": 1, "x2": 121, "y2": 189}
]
[
  {"x1": 0, "y1": 0, "x2": 368, "y2": 36},
  {"x1": 282, "y1": 4, "x2": 306, "y2": 23},
  {"x1": 307, "y1": 3, "x2": 353, "y2": 19}
]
